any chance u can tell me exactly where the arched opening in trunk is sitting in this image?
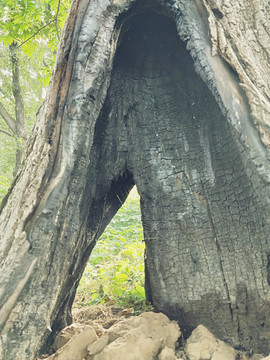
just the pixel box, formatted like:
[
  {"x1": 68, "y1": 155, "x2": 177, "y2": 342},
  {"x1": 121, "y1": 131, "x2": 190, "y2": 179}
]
[{"x1": 76, "y1": 187, "x2": 146, "y2": 309}]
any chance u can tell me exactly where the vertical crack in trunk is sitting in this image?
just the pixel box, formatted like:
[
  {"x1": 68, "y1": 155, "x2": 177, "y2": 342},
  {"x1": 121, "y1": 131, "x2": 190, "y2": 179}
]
[
  {"x1": 267, "y1": 254, "x2": 270, "y2": 286},
  {"x1": 202, "y1": 182, "x2": 234, "y2": 321}
]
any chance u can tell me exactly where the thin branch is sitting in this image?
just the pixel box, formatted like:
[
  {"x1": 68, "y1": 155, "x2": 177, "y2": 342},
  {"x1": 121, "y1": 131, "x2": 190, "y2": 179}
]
[
  {"x1": 0, "y1": 128, "x2": 14, "y2": 137},
  {"x1": 0, "y1": 101, "x2": 16, "y2": 133},
  {"x1": 19, "y1": 0, "x2": 62, "y2": 47},
  {"x1": 19, "y1": 19, "x2": 55, "y2": 48},
  {"x1": 60, "y1": 0, "x2": 68, "y2": 10},
  {"x1": 55, "y1": 0, "x2": 61, "y2": 41}
]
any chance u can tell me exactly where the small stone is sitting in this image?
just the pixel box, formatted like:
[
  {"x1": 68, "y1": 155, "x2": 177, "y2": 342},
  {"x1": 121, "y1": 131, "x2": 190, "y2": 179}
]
[
  {"x1": 88, "y1": 332, "x2": 109, "y2": 355},
  {"x1": 212, "y1": 339, "x2": 236, "y2": 360},
  {"x1": 54, "y1": 323, "x2": 85, "y2": 351},
  {"x1": 158, "y1": 346, "x2": 175, "y2": 360},
  {"x1": 250, "y1": 355, "x2": 264, "y2": 360},
  {"x1": 186, "y1": 325, "x2": 218, "y2": 360},
  {"x1": 186, "y1": 325, "x2": 236, "y2": 360},
  {"x1": 47, "y1": 325, "x2": 98, "y2": 360},
  {"x1": 121, "y1": 307, "x2": 134, "y2": 316}
]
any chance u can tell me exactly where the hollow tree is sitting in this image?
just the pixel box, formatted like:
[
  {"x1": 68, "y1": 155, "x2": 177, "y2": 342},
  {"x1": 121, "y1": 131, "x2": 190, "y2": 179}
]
[{"x1": 1, "y1": 0, "x2": 270, "y2": 358}]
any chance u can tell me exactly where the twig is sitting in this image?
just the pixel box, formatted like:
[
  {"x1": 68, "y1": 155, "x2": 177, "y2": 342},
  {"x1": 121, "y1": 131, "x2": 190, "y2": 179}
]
[
  {"x1": 17, "y1": 0, "x2": 62, "y2": 46},
  {"x1": 60, "y1": 0, "x2": 69, "y2": 10},
  {"x1": 0, "y1": 128, "x2": 14, "y2": 137},
  {"x1": 0, "y1": 101, "x2": 16, "y2": 133},
  {"x1": 19, "y1": 19, "x2": 55, "y2": 47}
]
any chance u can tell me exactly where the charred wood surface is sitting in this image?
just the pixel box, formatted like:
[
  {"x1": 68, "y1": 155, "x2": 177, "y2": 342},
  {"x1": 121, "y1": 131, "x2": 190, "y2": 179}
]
[{"x1": 0, "y1": 0, "x2": 270, "y2": 358}]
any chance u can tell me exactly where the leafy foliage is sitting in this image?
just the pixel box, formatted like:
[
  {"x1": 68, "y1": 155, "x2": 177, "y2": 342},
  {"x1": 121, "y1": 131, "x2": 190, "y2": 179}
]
[
  {"x1": 77, "y1": 189, "x2": 149, "y2": 312},
  {"x1": 0, "y1": 133, "x2": 16, "y2": 199},
  {"x1": 0, "y1": 0, "x2": 71, "y2": 85},
  {"x1": 0, "y1": 0, "x2": 72, "y2": 201},
  {"x1": 0, "y1": 44, "x2": 46, "y2": 201}
]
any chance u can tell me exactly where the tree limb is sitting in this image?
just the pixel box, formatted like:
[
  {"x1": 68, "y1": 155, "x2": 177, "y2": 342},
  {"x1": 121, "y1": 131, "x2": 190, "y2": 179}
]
[
  {"x1": 0, "y1": 128, "x2": 14, "y2": 137},
  {"x1": 0, "y1": 102, "x2": 16, "y2": 134},
  {"x1": 60, "y1": 0, "x2": 69, "y2": 10},
  {"x1": 55, "y1": 0, "x2": 61, "y2": 40}
]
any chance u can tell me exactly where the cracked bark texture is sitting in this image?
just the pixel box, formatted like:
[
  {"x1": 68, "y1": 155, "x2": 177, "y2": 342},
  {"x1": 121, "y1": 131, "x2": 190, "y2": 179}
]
[{"x1": 0, "y1": 0, "x2": 270, "y2": 358}]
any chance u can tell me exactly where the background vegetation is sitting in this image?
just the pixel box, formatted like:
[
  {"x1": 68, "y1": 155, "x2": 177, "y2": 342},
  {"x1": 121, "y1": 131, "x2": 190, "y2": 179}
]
[
  {"x1": 76, "y1": 188, "x2": 147, "y2": 310},
  {"x1": 0, "y1": 0, "x2": 71, "y2": 192}
]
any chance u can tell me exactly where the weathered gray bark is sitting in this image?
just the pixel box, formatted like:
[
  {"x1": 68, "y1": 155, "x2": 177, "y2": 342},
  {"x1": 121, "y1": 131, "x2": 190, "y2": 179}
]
[{"x1": 0, "y1": 0, "x2": 270, "y2": 358}]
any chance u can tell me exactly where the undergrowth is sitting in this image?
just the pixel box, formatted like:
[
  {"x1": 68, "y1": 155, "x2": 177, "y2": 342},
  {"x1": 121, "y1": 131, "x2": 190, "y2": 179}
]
[{"x1": 76, "y1": 187, "x2": 151, "y2": 313}]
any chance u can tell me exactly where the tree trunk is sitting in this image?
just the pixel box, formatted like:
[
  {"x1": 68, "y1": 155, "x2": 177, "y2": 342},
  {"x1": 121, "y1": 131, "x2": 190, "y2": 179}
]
[
  {"x1": 0, "y1": 44, "x2": 28, "y2": 174},
  {"x1": 10, "y1": 44, "x2": 28, "y2": 172},
  {"x1": 0, "y1": 0, "x2": 270, "y2": 358}
]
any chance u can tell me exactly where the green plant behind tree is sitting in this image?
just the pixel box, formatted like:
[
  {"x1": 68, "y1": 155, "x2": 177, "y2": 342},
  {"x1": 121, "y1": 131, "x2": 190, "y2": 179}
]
[
  {"x1": 76, "y1": 189, "x2": 149, "y2": 312},
  {"x1": 0, "y1": 0, "x2": 71, "y2": 84},
  {"x1": 0, "y1": 0, "x2": 72, "y2": 201},
  {"x1": 0, "y1": 133, "x2": 16, "y2": 200}
]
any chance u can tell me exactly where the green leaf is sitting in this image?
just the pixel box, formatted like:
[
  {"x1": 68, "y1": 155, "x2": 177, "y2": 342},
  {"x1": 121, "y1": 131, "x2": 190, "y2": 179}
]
[{"x1": 135, "y1": 285, "x2": 145, "y2": 298}]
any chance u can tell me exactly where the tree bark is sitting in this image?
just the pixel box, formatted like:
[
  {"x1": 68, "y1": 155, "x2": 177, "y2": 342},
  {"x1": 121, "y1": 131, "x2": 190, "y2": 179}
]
[{"x1": 0, "y1": 0, "x2": 270, "y2": 358}]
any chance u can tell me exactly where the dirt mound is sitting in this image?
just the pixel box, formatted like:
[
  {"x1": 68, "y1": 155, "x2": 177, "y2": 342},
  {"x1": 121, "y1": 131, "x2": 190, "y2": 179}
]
[
  {"x1": 41, "y1": 308, "x2": 180, "y2": 360},
  {"x1": 39, "y1": 305, "x2": 267, "y2": 360}
]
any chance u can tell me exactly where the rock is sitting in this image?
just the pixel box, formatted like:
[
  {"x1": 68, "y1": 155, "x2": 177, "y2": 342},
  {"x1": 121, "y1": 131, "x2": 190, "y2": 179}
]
[
  {"x1": 186, "y1": 325, "x2": 218, "y2": 360},
  {"x1": 261, "y1": 356, "x2": 270, "y2": 360},
  {"x1": 250, "y1": 355, "x2": 264, "y2": 360},
  {"x1": 88, "y1": 332, "x2": 109, "y2": 355},
  {"x1": 121, "y1": 307, "x2": 135, "y2": 316},
  {"x1": 212, "y1": 340, "x2": 236, "y2": 360},
  {"x1": 186, "y1": 325, "x2": 236, "y2": 360},
  {"x1": 158, "y1": 346, "x2": 176, "y2": 360},
  {"x1": 54, "y1": 323, "x2": 85, "y2": 351},
  {"x1": 90, "y1": 311, "x2": 181, "y2": 360},
  {"x1": 46, "y1": 325, "x2": 98, "y2": 360}
]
